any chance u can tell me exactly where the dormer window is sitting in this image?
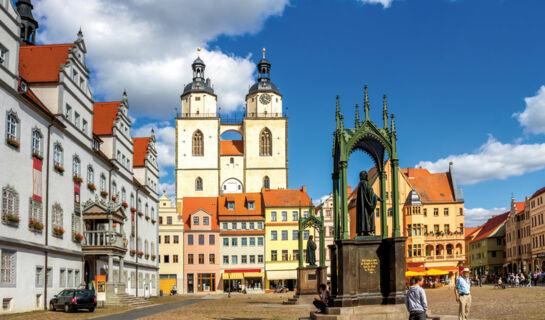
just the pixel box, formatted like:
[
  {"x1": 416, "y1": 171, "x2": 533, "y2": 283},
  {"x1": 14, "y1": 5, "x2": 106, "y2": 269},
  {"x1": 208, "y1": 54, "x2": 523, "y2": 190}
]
[
  {"x1": 193, "y1": 216, "x2": 199, "y2": 225},
  {"x1": 247, "y1": 201, "x2": 255, "y2": 210},
  {"x1": 227, "y1": 201, "x2": 235, "y2": 210}
]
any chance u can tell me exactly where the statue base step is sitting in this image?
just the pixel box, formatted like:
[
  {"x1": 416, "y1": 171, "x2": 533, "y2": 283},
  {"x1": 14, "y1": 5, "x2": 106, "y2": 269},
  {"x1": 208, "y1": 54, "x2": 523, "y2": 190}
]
[{"x1": 297, "y1": 266, "x2": 328, "y2": 295}]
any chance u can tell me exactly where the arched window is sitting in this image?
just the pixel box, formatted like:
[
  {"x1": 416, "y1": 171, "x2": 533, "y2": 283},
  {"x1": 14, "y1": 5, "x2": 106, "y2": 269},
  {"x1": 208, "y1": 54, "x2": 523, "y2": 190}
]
[
  {"x1": 151, "y1": 207, "x2": 155, "y2": 219},
  {"x1": 138, "y1": 199, "x2": 142, "y2": 212},
  {"x1": 100, "y1": 174, "x2": 106, "y2": 192},
  {"x1": 192, "y1": 130, "x2": 204, "y2": 156},
  {"x1": 263, "y1": 176, "x2": 270, "y2": 190},
  {"x1": 2, "y1": 186, "x2": 19, "y2": 220},
  {"x1": 121, "y1": 188, "x2": 126, "y2": 202},
  {"x1": 87, "y1": 166, "x2": 94, "y2": 184},
  {"x1": 259, "y1": 128, "x2": 272, "y2": 156},
  {"x1": 52, "y1": 203, "x2": 63, "y2": 228},
  {"x1": 145, "y1": 203, "x2": 149, "y2": 216},
  {"x1": 31, "y1": 129, "x2": 43, "y2": 156},
  {"x1": 130, "y1": 193, "x2": 135, "y2": 208},
  {"x1": 72, "y1": 156, "x2": 81, "y2": 177},
  {"x1": 112, "y1": 181, "x2": 117, "y2": 197},
  {"x1": 195, "y1": 177, "x2": 203, "y2": 191},
  {"x1": 53, "y1": 144, "x2": 63, "y2": 167},
  {"x1": 6, "y1": 112, "x2": 19, "y2": 142},
  {"x1": 144, "y1": 240, "x2": 149, "y2": 255}
]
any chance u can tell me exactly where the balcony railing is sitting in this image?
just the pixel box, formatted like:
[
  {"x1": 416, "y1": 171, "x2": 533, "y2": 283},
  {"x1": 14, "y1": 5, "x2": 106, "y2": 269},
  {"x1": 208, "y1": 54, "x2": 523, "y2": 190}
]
[
  {"x1": 246, "y1": 112, "x2": 285, "y2": 118},
  {"x1": 84, "y1": 230, "x2": 124, "y2": 248},
  {"x1": 179, "y1": 113, "x2": 218, "y2": 118}
]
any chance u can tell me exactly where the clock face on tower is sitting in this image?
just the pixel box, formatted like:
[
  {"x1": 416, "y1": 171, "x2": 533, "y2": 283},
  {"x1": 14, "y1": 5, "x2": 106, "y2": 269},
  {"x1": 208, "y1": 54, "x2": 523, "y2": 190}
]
[{"x1": 259, "y1": 93, "x2": 272, "y2": 105}]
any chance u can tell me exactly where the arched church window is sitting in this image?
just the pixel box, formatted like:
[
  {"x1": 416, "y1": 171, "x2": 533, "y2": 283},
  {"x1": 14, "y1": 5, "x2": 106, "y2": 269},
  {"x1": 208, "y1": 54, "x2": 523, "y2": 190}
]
[
  {"x1": 263, "y1": 176, "x2": 270, "y2": 190},
  {"x1": 195, "y1": 177, "x2": 203, "y2": 191},
  {"x1": 192, "y1": 130, "x2": 204, "y2": 156},
  {"x1": 259, "y1": 128, "x2": 272, "y2": 156}
]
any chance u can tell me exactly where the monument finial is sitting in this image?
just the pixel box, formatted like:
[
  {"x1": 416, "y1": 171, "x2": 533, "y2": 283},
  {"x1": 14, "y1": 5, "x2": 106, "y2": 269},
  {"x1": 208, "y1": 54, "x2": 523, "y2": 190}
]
[
  {"x1": 383, "y1": 94, "x2": 389, "y2": 130},
  {"x1": 335, "y1": 95, "x2": 340, "y2": 129},
  {"x1": 364, "y1": 84, "x2": 370, "y2": 121},
  {"x1": 355, "y1": 104, "x2": 360, "y2": 128},
  {"x1": 262, "y1": 47, "x2": 266, "y2": 59},
  {"x1": 390, "y1": 113, "x2": 396, "y2": 132}
]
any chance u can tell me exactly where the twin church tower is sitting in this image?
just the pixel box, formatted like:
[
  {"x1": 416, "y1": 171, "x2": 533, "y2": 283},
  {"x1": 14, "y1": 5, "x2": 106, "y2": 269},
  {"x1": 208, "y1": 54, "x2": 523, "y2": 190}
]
[{"x1": 175, "y1": 49, "x2": 288, "y2": 209}]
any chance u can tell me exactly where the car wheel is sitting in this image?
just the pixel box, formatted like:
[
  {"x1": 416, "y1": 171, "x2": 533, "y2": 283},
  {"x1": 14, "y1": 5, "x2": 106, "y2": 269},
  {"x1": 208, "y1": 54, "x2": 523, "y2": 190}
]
[
  {"x1": 49, "y1": 302, "x2": 55, "y2": 311},
  {"x1": 88, "y1": 307, "x2": 95, "y2": 312},
  {"x1": 64, "y1": 304, "x2": 71, "y2": 313}
]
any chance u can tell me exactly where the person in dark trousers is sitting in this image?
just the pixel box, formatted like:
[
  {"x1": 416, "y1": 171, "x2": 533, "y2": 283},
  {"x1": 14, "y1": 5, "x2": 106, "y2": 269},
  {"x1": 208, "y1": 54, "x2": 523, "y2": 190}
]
[
  {"x1": 313, "y1": 284, "x2": 329, "y2": 314},
  {"x1": 405, "y1": 276, "x2": 428, "y2": 320}
]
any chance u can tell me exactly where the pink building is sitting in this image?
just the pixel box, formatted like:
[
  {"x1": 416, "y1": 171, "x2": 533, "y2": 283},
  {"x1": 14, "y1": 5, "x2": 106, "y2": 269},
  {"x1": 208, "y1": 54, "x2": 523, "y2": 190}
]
[{"x1": 182, "y1": 197, "x2": 221, "y2": 293}]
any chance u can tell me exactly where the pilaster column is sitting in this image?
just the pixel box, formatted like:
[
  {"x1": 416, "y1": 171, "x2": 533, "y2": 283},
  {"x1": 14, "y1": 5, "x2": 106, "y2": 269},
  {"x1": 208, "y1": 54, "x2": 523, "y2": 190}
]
[
  {"x1": 119, "y1": 257, "x2": 124, "y2": 283},
  {"x1": 390, "y1": 159, "x2": 401, "y2": 237},
  {"x1": 340, "y1": 161, "x2": 349, "y2": 239},
  {"x1": 107, "y1": 255, "x2": 114, "y2": 283},
  {"x1": 379, "y1": 169, "x2": 387, "y2": 238}
]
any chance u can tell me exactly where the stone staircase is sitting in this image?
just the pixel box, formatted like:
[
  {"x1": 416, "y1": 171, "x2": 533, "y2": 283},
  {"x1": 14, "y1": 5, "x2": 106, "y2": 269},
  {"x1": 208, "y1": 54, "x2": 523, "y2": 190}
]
[{"x1": 107, "y1": 292, "x2": 155, "y2": 307}]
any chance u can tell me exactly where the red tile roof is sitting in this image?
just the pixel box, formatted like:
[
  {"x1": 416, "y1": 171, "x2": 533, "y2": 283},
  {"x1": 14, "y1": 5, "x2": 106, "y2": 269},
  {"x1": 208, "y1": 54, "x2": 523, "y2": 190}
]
[
  {"x1": 401, "y1": 168, "x2": 457, "y2": 203},
  {"x1": 464, "y1": 227, "x2": 481, "y2": 238},
  {"x1": 181, "y1": 197, "x2": 218, "y2": 231},
  {"x1": 262, "y1": 187, "x2": 312, "y2": 208},
  {"x1": 133, "y1": 137, "x2": 150, "y2": 167},
  {"x1": 472, "y1": 211, "x2": 509, "y2": 242},
  {"x1": 531, "y1": 186, "x2": 545, "y2": 199},
  {"x1": 515, "y1": 201, "x2": 525, "y2": 215},
  {"x1": 218, "y1": 193, "x2": 263, "y2": 218},
  {"x1": 19, "y1": 44, "x2": 72, "y2": 83},
  {"x1": 93, "y1": 102, "x2": 121, "y2": 135},
  {"x1": 220, "y1": 140, "x2": 243, "y2": 156}
]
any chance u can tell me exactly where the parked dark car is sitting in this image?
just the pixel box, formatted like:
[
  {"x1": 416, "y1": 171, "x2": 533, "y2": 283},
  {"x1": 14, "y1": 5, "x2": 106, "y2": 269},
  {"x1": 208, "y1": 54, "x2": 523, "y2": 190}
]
[{"x1": 49, "y1": 289, "x2": 97, "y2": 312}]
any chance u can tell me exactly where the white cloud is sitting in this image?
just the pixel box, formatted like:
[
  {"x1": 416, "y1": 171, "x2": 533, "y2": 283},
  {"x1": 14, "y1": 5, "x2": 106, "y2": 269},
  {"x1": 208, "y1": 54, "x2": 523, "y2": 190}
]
[
  {"x1": 159, "y1": 181, "x2": 176, "y2": 203},
  {"x1": 416, "y1": 135, "x2": 545, "y2": 185},
  {"x1": 313, "y1": 194, "x2": 331, "y2": 206},
  {"x1": 514, "y1": 86, "x2": 545, "y2": 135},
  {"x1": 464, "y1": 207, "x2": 507, "y2": 228},
  {"x1": 33, "y1": 0, "x2": 289, "y2": 117},
  {"x1": 358, "y1": 0, "x2": 395, "y2": 8}
]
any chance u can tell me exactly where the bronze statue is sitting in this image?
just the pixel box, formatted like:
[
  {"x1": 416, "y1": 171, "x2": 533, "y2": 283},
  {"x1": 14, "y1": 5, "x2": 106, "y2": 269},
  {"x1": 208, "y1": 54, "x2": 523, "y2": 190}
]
[
  {"x1": 306, "y1": 235, "x2": 317, "y2": 266},
  {"x1": 356, "y1": 170, "x2": 382, "y2": 236}
]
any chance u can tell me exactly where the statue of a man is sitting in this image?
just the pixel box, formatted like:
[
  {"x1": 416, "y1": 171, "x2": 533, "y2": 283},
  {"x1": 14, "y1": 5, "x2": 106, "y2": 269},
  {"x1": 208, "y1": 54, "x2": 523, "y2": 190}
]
[
  {"x1": 306, "y1": 235, "x2": 317, "y2": 266},
  {"x1": 356, "y1": 170, "x2": 382, "y2": 236}
]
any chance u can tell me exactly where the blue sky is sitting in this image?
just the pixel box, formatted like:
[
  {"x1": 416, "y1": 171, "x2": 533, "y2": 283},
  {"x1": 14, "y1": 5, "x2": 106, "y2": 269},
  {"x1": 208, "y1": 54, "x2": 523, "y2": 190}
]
[{"x1": 31, "y1": 0, "x2": 545, "y2": 226}]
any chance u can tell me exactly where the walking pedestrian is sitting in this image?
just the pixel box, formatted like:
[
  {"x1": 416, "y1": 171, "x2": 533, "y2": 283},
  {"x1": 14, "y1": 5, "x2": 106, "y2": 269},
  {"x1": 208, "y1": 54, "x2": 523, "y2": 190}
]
[
  {"x1": 527, "y1": 273, "x2": 532, "y2": 287},
  {"x1": 406, "y1": 276, "x2": 428, "y2": 320},
  {"x1": 455, "y1": 268, "x2": 472, "y2": 320},
  {"x1": 515, "y1": 274, "x2": 520, "y2": 287}
]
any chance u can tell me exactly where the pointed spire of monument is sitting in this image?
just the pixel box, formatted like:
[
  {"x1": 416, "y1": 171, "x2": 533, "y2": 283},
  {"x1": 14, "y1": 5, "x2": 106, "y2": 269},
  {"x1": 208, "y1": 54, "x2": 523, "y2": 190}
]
[
  {"x1": 355, "y1": 104, "x2": 360, "y2": 128},
  {"x1": 363, "y1": 85, "x2": 370, "y2": 122},
  {"x1": 383, "y1": 94, "x2": 389, "y2": 130},
  {"x1": 390, "y1": 113, "x2": 396, "y2": 132}
]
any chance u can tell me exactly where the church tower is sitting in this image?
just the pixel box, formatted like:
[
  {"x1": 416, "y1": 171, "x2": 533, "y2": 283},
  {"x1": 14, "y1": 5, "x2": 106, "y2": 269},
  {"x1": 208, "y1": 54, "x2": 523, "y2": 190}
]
[
  {"x1": 175, "y1": 50, "x2": 220, "y2": 208},
  {"x1": 16, "y1": 0, "x2": 39, "y2": 45}
]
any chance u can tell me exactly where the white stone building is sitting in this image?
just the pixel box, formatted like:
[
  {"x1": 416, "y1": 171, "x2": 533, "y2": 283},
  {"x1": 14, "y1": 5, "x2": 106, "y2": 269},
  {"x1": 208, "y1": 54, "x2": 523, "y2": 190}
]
[{"x1": 0, "y1": 0, "x2": 159, "y2": 313}]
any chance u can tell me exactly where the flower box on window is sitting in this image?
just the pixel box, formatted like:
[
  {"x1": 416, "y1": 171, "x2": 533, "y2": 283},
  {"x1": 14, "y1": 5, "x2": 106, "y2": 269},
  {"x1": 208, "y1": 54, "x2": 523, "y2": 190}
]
[
  {"x1": 73, "y1": 231, "x2": 84, "y2": 243},
  {"x1": 3, "y1": 213, "x2": 20, "y2": 224},
  {"x1": 137, "y1": 211, "x2": 144, "y2": 217},
  {"x1": 130, "y1": 207, "x2": 137, "y2": 213},
  {"x1": 137, "y1": 251, "x2": 144, "y2": 257},
  {"x1": 28, "y1": 217, "x2": 44, "y2": 231},
  {"x1": 130, "y1": 249, "x2": 137, "y2": 256},
  {"x1": 111, "y1": 195, "x2": 117, "y2": 201},
  {"x1": 72, "y1": 175, "x2": 83, "y2": 183},
  {"x1": 122, "y1": 202, "x2": 128, "y2": 208},
  {"x1": 54, "y1": 164, "x2": 65, "y2": 173},
  {"x1": 145, "y1": 254, "x2": 150, "y2": 259},
  {"x1": 53, "y1": 226, "x2": 65, "y2": 237},
  {"x1": 151, "y1": 219, "x2": 156, "y2": 224},
  {"x1": 100, "y1": 191, "x2": 108, "y2": 198},
  {"x1": 145, "y1": 215, "x2": 150, "y2": 221},
  {"x1": 6, "y1": 137, "x2": 20, "y2": 148},
  {"x1": 32, "y1": 152, "x2": 44, "y2": 161},
  {"x1": 87, "y1": 183, "x2": 96, "y2": 191},
  {"x1": 151, "y1": 254, "x2": 156, "y2": 261}
]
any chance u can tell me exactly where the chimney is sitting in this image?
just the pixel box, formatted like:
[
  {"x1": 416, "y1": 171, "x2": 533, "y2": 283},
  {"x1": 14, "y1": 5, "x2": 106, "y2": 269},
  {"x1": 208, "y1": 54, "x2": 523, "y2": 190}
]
[
  {"x1": 301, "y1": 185, "x2": 306, "y2": 193},
  {"x1": 407, "y1": 167, "x2": 414, "y2": 177},
  {"x1": 347, "y1": 186, "x2": 352, "y2": 195}
]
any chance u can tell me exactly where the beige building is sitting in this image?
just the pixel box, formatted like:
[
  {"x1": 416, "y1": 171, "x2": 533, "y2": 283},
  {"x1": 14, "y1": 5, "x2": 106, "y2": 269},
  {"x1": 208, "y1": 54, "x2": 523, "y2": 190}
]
[
  {"x1": 530, "y1": 187, "x2": 545, "y2": 272},
  {"x1": 505, "y1": 198, "x2": 529, "y2": 272},
  {"x1": 175, "y1": 50, "x2": 288, "y2": 213},
  {"x1": 158, "y1": 192, "x2": 184, "y2": 294}
]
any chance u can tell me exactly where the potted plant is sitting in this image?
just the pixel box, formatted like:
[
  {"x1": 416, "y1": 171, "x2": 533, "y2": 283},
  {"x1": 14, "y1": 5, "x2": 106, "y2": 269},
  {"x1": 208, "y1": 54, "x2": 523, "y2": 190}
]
[
  {"x1": 87, "y1": 183, "x2": 96, "y2": 191},
  {"x1": 137, "y1": 211, "x2": 144, "y2": 217},
  {"x1": 151, "y1": 219, "x2": 156, "y2": 224},
  {"x1": 73, "y1": 231, "x2": 84, "y2": 243},
  {"x1": 122, "y1": 202, "x2": 128, "y2": 208},
  {"x1": 137, "y1": 251, "x2": 144, "y2": 257},
  {"x1": 145, "y1": 215, "x2": 150, "y2": 221},
  {"x1": 111, "y1": 195, "x2": 117, "y2": 201},
  {"x1": 151, "y1": 254, "x2": 156, "y2": 260},
  {"x1": 72, "y1": 175, "x2": 83, "y2": 183},
  {"x1": 130, "y1": 249, "x2": 137, "y2": 256},
  {"x1": 130, "y1": 207, "x2": 137, "y2": 213},
  {"x1": 53, "y1": 226, "x2": 65, "y2": 237},
  {"x1": 32, "y1": 152, "x2": 44, "y2": 161},
  {"x1": 145, "y1": 254, "x2": 149, "y2": 259},
  {"x1": 28, "y1": 217, "x2": 44, "y2": 231},
  {"x1": 100, "y1": 191, "x2": 108, "y2": 198},
  {"x1": 3, "y1": 213, "x2": 20, "y2": 224},
  {"x1": 6, "y1": 137, "x2": 20, "y2": 148},
  {"x1": 54, "y1": 164, "x2": 65, "y2": 173}
]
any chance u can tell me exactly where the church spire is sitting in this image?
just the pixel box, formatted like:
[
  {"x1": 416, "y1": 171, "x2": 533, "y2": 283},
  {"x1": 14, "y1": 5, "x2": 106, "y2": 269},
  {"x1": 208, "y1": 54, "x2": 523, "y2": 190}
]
[
  {"x1": 16, "y1": 0, "x2": 39, "y2": 45},
  {"x1": 257, "y1": 48, "x2": 271, "y2": 82},
  {"x1": 192, "y1": 48, "x2": 206, "y2": 82}
]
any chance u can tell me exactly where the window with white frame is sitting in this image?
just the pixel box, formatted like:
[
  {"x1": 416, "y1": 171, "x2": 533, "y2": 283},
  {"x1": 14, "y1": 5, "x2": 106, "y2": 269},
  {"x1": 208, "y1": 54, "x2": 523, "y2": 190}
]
[
  {"x1": 0, "y1": 45, "x2": 8, "y2": 67},
  {"x1": 31, "y1": 129, "x2": 43, "y2": 156},
  {"x1": 59, "y1": 268, "x2": 66, "y2": 287},
  {"x1": 67, "y1": 269, "x2": 73, "y2": 287},
  {"x1": 52, "y1": 203, "x2": 63, "y2": 228},
  {"x1": 112, "y1": 181, "x2": 117, "y2": 198},
  {"x1": 53, "y1": 144, "x2": 63, "y2": 167},
  {"x1": 2, "y1": 186, "x2": 19, "y2": 221},
  {"x1": 138, "y1": 199, "x2": 142, "y2": 212},
  {"x1": 100, "y1": 174, "x2": 106, "y2": 192},
  {"x1": 151, "y1": 207, "x2": 155, "y2": 219},
  {"x1": 122, "y1": 188, "x2": 126, "y2": 202},
  {"x1": 82, "y1": 119, "x2": 88, "y2": 134},
  {"x1": 6, "y1": 111, "x2": 19, "y2": 142},
  {"x1": 72, "y1": 213, "x2": 81, "y2": 235},
  {"x1": 72, "y1": 69, "x2": 78, "y2": 83},
  {"x1": 151, "y1": 274, "x2": 156, "y2": 289},
  {"x1": 72, "y1": 156, "x2": 81, "y2": 177},
  {"x1": 138, "y1": 272, "x2": 143, "y2": 289},
  {"x1": 74, "y1": 270, "x2": 80, "y2": 287},
  {"x1": 65, "y1": 105, "x2": 72, "y2": 121},
  {"x1": 130, "y1": 193, "x2": 135, "y2": 208},
  {"x1": 145, "y1": 204, "x2": 149, "y2": 216},
  {"x1": 130, "y1": 271, "x2": 136, "y2": 288},
  {"x1": 46, "y1": 267, "x2": 52, "y2": 287},
  {"x1": 74, "y1": 112, "x2": 80, "y2": 128},
  {"x1": 35, "y1": 266, "x2": 44, "y2": 287},
  {"x1": 1, "y1": 250, "x2": 16, "y2": 286},
  {"x1": 87, "y1": 166, "x2": 94, "y2": 184},
  {"x1": 29, "y1": 198, "x2": 42, "y2": 222},
  {"x1": 144, "y1": 240, "x2": 148, "y2": 255}
]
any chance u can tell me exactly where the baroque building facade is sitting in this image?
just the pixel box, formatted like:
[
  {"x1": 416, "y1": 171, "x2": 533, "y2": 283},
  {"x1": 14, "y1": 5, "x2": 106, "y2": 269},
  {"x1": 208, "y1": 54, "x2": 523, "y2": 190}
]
[{"x1": 0, "y1": 1, "x2": 159, "y2": 313}]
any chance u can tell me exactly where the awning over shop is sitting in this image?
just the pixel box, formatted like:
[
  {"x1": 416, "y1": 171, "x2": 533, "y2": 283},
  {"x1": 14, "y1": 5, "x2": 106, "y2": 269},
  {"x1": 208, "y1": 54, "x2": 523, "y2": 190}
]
[
  {"x1": 244, "y1": 272, "x2": 264, "y2": 278},
  {"x1": 425, "y1": 269, "x2": 449, "y2": 276},
  {"x1": 266, "y1": 270, "x2": 297, "y2": 280},
  {"x1": 222, "y1": 273, "x2": 244, "y2": 280},
  {"x1": 406, "y1": 271, "x2": 425, "y2": 277}
]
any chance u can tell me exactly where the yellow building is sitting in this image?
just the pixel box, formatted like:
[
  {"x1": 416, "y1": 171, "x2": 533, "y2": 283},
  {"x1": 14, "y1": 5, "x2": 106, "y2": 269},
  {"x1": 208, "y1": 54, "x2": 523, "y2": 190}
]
[
  {"x1": 175, "y1": 49, "x2": 288, "y2": 214},
  {"x1": 263, "y1": 187, "x2": 313, "y2": 291},
  {"x1": 158, "y1": 192, "x2": 184, "y2": 294},
  {"x1": 530, "y1": 187, "x2": 545, "y2": 272}
]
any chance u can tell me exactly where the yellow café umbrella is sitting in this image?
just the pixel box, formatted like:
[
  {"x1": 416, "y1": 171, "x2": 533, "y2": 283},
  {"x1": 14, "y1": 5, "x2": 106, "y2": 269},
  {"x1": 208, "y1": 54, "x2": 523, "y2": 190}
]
[
  {"x1": 425, "y1": 269, "x2": 449, "y2": 276},
  {"x1": 405, "y1": 271, "x2": 424, "y2": 277}
]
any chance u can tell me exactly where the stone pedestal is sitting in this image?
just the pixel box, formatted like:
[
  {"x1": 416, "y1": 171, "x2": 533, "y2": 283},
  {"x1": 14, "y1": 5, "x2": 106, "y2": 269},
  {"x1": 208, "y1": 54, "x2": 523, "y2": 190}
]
[
  {"x1": 380, "y1": 237, "x2": 407, "y2": 304},
  {"x1": 297, "y1": 266, "x2": 328, "y2": 295}
]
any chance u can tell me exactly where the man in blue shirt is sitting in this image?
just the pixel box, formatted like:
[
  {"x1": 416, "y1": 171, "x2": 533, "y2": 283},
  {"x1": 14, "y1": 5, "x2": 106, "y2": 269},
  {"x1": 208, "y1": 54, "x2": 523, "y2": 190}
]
[
  {"x1": 455, "y1": 268, "x2": 471, "y2": 320},
  {"x1": 405, "y1": 276, "x2": 428, "y2": 320}
]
